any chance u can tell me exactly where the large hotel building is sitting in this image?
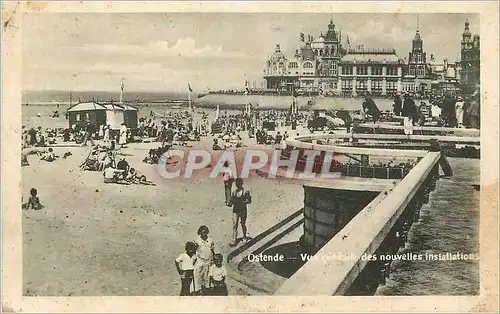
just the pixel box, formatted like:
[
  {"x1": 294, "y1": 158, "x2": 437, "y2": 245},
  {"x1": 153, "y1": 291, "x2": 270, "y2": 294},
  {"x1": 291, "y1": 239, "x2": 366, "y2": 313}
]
[{"x1": 263, "y1": 20, "x2": 479, "y2": 97}]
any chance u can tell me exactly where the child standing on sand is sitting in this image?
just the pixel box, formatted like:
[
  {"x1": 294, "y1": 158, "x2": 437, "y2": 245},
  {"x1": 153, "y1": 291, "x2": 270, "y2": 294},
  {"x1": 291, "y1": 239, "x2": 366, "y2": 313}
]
[
  {"x1": 25, "y1": 188, "x2": 43, "y2": 210},
  {"x1": 209, "y1": 253, "x2": 228, "y2": 295},
  {"x1": 194, "y1": 225, "x2": 215, "y2": 294},
  {"x1": 175, "y1": 241, "x2": 197, "y2": 296}
]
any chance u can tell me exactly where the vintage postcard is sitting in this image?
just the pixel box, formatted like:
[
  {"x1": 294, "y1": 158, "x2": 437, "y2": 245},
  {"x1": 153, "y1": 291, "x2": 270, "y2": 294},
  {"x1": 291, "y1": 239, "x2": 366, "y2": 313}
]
[{"x1": 2, "y1": 1, "x2": 498, "y2": 312}]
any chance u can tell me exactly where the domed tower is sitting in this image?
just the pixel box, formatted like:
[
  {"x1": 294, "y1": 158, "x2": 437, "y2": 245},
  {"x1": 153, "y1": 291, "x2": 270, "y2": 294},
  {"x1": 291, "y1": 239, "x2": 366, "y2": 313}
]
[
  {"x1": 264, "y1": 44, "x2": 289, "y2": 90},
  {"x1": 325, "y1": 19, "x2": 338, "y2": 43},
  {"x1": 461, "y1": 20, "x2": 472, "y2": 49}
]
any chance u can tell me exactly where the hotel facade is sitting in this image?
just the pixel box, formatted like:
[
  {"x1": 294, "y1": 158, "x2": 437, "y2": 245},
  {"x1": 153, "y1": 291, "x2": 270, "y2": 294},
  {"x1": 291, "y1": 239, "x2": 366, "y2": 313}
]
[{"x1": 263, "y1": 20, "x2": 474, "y2": 97}]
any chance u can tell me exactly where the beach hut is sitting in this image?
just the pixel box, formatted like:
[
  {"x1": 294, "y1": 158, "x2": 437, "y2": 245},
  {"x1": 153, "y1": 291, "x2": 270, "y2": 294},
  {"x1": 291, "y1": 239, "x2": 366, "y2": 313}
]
[
  {"x1": 67, "y1": 101, "x2": 139, "y2": 130},
  {"x1": 102, "y1": 103, "x2": 139, "y2": 129},
  {"x1": 103, "y1": 103, "x2": 125, "y2": 130},
  {"x1": 120, "y1": 103, "x2": 139, "y2": 129},
  {"x1": 67, "y1": 101, "x2": 107, "y2": 128}
]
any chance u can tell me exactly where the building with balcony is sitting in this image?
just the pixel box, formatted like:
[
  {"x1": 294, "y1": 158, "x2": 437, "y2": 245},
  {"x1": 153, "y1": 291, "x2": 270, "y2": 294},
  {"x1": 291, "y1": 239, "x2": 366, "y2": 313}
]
[
  {"x1": 338, "y1": 48, "x2": 404, "y2": 97},
  {"x1": 264, "y1": 20, "x2": 405, "y2": 97},
  {"x1": 263, "y1": 20, "x2": 469, "y2": 98}
]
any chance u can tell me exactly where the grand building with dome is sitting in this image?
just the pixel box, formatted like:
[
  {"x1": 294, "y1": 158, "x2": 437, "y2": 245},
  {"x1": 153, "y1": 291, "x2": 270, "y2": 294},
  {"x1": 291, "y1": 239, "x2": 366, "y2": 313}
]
[{"x1": 263, "y1": 19, "x2": 475, "y2": 97}]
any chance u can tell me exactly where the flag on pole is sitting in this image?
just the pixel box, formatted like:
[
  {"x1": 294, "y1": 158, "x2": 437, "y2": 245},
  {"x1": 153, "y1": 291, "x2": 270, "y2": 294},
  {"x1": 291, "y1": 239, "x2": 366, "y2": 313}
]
[
  {"x1": 187, "y1": 83, "x2": 194, "y2": 113},
  {"x1": 119, "y1": 78, "x2": 124, "y2": 104}
]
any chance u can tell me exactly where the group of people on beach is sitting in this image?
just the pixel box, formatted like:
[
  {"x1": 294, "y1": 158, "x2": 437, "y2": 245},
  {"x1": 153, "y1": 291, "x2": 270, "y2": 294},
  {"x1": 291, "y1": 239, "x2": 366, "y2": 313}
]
[
  {"x1": 81, "y1": 144, "x2": 153, "y2": 186},
  {"x1": 174, "y1": 171, "x2": 253, "y2": 296},
  {"x1": 175, "y1": 226, "x2": 228, "y2": 296}
]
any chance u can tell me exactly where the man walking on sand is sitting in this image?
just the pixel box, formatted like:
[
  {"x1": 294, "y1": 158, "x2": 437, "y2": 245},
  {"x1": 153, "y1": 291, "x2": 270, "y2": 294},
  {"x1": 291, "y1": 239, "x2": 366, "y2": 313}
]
[{"x1": 228, "y1": 178, "x2": 251, "y2": 247}]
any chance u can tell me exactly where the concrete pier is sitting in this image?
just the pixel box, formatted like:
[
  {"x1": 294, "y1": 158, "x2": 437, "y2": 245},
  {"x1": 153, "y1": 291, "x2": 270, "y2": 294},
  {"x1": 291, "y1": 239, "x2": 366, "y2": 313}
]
[
  {"x1": 274, "y1": 152, "x2": 441, "y2": 295},
  {"x1": 303, "y1": 187, "x2": 379, "y2": 252}
]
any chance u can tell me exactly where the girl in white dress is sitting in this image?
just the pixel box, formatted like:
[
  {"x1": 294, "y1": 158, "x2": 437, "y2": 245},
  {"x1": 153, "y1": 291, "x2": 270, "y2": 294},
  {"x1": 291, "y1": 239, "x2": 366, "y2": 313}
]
[
  {"x1": 103, "y1": 125, "x2": 110, "y2": 143},
  {"x1": 119, "y1": 123, "x2": 127, "y2": 147}
]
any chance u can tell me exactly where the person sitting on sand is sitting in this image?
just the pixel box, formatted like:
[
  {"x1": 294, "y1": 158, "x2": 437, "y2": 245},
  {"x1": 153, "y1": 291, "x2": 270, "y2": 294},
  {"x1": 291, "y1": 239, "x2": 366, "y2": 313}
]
[
  {"x1": 103, "y1": 166, "x2": 125, "y2": 184},
  {"x1": 25, "y1": 188, "x2": 44, "y2": 210},
  {"x1": 116, "y1": 158, "x2": 130, "y2": 179},
  {"x1": 40, "y1": 148, "x2": 56, "y2": 162},
  {"x1": 96, "y1": 150, "x2": 107, "y2": 171},
  {"x1": 126, "y1": 168, "x2": 156, "y2": 185},
  {"x1": 22, "y1": 152, "x2": 30, "y2": 166},
  {"x1": 102, "y1": 151, "x2": 115, "y2": 170},
  {"x1": 212, "y1": 138, "x2": 222, "y2": 151}
]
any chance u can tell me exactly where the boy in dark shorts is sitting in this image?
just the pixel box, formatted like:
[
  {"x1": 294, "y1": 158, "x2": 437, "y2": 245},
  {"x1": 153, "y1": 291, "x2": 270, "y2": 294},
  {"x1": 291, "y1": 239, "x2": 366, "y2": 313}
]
[
  {"x1": 175, "y1": 241, "x2": 197, "y2": 296},
  {"x1": 209, "y1": 253, "x2": 228, "y2": 296},
  {"x1": 228, "y1": 178, "x2": 251, "y2": 247}
]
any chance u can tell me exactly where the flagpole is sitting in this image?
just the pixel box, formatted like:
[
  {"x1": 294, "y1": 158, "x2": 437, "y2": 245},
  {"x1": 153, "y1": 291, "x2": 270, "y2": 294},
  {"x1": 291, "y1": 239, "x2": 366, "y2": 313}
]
[{"x1": 120, "y1": 78, "x2": 124, "y2": 104}]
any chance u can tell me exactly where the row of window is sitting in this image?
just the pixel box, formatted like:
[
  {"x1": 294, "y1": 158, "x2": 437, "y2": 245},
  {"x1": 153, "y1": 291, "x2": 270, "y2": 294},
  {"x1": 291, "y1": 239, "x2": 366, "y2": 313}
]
[
  {"x1": 313, "y1": 47, "x2": 339, "y2": 57},
  {"x1": 341, "y1": 65, "x2": 399, "y2": 76},
  {"x1": 340, "y1": 80, "x2": 399, "y2": 91},
  {"x1": 402, "y1": 83, "x2": 416, "y2": 92},
  {"x1": 408, "y1": 67, "x2": 426, "y2": 77},
  {"x1": 274, "y1": 62, "x2": 402, "y2": 76},
  {"x1": 409, "y1": 53, "x2": 425, "y2": 63}
]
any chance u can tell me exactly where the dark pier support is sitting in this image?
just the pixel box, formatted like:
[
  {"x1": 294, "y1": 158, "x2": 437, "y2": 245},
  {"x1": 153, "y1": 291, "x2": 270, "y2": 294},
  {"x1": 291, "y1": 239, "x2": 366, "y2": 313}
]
[{"x1": 301, "y1": 187, "x2": 380, "y2": 253}]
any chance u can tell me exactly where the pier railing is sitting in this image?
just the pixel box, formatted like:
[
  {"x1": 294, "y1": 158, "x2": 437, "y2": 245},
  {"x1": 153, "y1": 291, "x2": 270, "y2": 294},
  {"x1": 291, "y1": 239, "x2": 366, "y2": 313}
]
[{"x1": 274, "y1": 151, "x2": 441, "y2": 295}]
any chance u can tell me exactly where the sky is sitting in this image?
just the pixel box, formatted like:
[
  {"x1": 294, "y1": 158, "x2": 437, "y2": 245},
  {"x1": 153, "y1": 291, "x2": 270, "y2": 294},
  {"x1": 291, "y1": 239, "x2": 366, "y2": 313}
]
[{"x1": 22, "y1": 13, "x2": 479, "y2": 93}]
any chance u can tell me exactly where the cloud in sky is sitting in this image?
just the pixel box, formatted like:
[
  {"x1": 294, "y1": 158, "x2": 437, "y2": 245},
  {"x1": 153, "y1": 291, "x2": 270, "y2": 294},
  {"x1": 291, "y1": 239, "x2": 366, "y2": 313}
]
[{"x1": 80, "y1": 37, "x2": 251, "y2": 60}]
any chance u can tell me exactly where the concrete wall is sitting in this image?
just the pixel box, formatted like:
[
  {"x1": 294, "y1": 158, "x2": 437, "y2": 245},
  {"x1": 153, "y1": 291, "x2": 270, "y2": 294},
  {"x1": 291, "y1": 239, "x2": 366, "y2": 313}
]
[
  {"x1": 303, "y1": 187, "x2": 379, "y2": 251},
  {"x1": 275, "y1": 152, "x2": 441, "y2": 295}
]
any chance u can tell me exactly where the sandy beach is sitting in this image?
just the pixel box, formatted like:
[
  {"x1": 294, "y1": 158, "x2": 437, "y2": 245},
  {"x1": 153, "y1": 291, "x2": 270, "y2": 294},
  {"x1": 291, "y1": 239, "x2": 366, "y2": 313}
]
[{"x1": 22, "y1": 114, "x2": 305, "y2": 296}]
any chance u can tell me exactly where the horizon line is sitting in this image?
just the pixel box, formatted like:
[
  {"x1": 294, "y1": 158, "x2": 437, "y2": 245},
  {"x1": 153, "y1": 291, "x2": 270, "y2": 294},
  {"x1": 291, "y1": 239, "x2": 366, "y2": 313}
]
[{"x1": 22, "y1": 89, "x2": 208, "y2": 93}]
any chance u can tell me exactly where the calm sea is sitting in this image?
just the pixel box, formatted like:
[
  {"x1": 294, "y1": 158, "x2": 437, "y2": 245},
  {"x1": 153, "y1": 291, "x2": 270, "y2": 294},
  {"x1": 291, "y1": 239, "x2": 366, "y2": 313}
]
[
  {"x1": 22, "y1": 90, "x2": 191, "y2": 105},
  {"x1": 376, "y1": 157, "x2": 480, "y2": 295}
]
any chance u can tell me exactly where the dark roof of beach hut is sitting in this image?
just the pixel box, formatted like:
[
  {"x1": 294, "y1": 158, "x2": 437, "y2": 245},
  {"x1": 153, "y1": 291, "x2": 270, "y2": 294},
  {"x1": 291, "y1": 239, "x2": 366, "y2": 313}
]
[{"x1": 67, "y1": 101, "x2": 107, "y2": 112}]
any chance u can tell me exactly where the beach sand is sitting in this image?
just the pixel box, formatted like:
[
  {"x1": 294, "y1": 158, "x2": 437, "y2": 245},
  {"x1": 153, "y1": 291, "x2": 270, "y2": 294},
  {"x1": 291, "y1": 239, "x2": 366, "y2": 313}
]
[{"x1": 22, "y1": 136, "x2": 304, "y2": 296}]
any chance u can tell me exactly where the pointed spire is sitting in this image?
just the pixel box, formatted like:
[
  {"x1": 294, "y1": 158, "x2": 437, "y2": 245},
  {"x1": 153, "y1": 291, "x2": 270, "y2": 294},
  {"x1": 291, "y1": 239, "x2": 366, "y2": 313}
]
[
  {"x1": 417, "y1": 14, "x2": 420, "y2": 31},
  {"x1": 463, "y1": 19, "x2": 471, "y2": 38}
]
